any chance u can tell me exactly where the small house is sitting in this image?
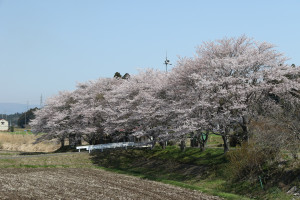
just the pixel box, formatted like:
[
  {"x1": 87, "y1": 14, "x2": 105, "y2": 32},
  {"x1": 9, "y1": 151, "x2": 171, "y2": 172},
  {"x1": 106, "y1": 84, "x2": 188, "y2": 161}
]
[{"x1": 0, "y1": 119, "x2": 9, "y2": 131}]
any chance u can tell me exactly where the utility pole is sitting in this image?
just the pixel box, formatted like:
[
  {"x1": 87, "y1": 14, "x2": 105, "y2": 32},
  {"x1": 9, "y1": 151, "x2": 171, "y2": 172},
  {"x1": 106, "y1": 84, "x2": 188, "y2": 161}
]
[
  {"x1": 24, "y1": 111, "x2": 26, "y2": 128},
  {"x1": 164, "y1": 52, "x2": 172, "y2": 72},
  {"x1": 40, "y1": 94, "x2": 43, "y2": 108},
  {"x1": 24, "y1": 101, "x2": 29, "y2": 128}
]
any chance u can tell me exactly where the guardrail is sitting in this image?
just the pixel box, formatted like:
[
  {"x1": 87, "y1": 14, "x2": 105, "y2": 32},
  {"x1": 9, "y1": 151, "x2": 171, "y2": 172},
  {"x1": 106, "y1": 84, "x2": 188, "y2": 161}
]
[{"x1": 76, "y1": 142, "x2": 151, "y2": 153}]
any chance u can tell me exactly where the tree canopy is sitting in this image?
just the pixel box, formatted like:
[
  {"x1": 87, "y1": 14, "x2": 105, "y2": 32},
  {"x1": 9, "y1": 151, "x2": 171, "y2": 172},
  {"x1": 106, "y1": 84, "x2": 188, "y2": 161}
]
[{"x1": 30, "y1": 36, "x2": 300, "y2": 154}]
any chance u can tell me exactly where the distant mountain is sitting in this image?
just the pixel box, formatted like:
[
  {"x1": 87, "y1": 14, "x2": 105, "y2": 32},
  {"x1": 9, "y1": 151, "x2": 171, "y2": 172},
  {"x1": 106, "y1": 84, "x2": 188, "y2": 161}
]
[{"x1": 0, "y1": 103, "x2": 39, "y2": 115}]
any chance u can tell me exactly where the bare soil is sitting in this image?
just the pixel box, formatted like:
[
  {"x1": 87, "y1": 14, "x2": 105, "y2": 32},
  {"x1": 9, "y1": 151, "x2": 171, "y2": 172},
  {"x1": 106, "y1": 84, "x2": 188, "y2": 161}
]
[{"x1": 0, "y1": 168, "x2": 222, "y2": 200}]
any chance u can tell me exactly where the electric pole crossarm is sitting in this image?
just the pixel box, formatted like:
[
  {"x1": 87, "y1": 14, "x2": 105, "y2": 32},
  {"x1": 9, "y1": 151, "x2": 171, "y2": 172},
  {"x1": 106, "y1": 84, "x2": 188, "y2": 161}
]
[{"x1": 164, "y1": 52, "x2": 172, "y2": 72}]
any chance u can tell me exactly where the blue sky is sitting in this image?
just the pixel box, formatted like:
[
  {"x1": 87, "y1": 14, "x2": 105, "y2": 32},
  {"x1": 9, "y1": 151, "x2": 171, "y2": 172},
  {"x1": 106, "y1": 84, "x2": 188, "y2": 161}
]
[{"x1": 0, "y1": 0, "x2": 299, "y2": 106}]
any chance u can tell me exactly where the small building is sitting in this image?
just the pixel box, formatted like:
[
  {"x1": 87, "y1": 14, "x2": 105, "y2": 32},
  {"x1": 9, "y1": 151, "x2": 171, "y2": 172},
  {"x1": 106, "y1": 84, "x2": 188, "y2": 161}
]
[
  {"x1": 134, "y1": 135, "x2": 152, "y2": 143},
  {"x1": 0, "y1": 119, "x2": 9, "y2": 131},
  {"x1": 130, "y1": 132, "x2": 152, "y2": 143}
]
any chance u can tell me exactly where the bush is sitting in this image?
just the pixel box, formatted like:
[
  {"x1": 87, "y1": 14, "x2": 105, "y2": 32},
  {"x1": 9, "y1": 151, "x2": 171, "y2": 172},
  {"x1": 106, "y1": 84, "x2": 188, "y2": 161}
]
[
  {"x1": 226, "y1": 116, "x2": 299, "y2": 187},
  {"x1": 226, "y1": 141, "x2": 277, "y2": 181}
]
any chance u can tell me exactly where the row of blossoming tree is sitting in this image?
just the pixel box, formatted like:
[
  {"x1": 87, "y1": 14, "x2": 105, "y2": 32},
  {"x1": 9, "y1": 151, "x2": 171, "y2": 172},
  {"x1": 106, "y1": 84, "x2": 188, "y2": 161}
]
[{"x1": 30, "y1": 36, "x2": 300, "y2": 154}]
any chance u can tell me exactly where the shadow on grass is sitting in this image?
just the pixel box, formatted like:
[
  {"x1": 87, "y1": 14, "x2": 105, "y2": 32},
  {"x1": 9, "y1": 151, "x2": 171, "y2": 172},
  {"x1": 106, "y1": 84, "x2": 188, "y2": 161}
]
[
  {"x1": 19, "y1": 152, "x2": 48, "y2": 156},
  {"x1": 89, "y1": 146, "x2": 227, "y2": 183},
  {"x1": 19, "y1": 145, "x2": 78, "y2": 155},
  {"x1": 54, "y1": 145, "x2": 77, "y2": 153},
  {"x1": 89, "y1": 146, "x2": 256, "y2": 200}
]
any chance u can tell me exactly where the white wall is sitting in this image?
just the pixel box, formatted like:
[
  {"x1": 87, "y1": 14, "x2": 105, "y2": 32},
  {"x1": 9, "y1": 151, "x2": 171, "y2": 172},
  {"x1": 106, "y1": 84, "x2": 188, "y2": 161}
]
[{"x1": 0, "y1": 119, "x2": 9, "y2": 131}]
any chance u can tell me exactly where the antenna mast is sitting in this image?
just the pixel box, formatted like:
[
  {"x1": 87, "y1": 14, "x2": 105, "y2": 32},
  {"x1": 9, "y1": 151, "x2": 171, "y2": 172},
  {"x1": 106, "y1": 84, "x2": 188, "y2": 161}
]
[{"x1": 164, "y1": 52, "x2": 172, "y2": 72}]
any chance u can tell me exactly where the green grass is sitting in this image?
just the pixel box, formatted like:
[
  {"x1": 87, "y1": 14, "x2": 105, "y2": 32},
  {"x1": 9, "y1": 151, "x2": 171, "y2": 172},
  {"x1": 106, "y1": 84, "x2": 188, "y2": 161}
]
[
  {"x1": 207, "y1": 134, "x2": 224, "y2": 146},
  {"x1": 2, "y1": 127, "x2": 40, "y2": 135},
  {"x1": 149, "y1": 145, "x2": 226, "y2": 165},
  {"x1": 0, "y1": 164, "x2": 69, "y2": 168},
  {"x1": 0, "y1": 152, "x2": 16, "y2": 156},
  {"x1": 264, "y1": 187, "x2": 294, "y2": 200},
  {"x1": 1, "y1": 130, "x2": 33, "y2": 135}
]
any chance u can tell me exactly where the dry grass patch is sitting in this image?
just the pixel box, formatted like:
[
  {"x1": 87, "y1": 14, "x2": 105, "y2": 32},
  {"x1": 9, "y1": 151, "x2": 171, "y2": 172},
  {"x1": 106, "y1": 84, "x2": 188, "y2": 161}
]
[
  {"x1": 0, "y1": 132, "x2": 59, "y2": 152},
  {"x1": 0, "y1": 152, "x2": 93, "y2": 168}
]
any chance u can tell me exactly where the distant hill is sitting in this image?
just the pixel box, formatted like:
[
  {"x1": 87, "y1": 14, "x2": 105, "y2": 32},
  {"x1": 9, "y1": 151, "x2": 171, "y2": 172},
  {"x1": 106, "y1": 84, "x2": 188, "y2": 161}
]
[{"x1": 0, "y1": 103, "x2": 39, "y2": 115}]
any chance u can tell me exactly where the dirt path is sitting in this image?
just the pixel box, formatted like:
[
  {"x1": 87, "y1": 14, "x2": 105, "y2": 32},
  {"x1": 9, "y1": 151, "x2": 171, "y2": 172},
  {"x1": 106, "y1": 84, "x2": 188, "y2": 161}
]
[
  {"x1": 0, "y1": 151, "x2": 80, "y2": 159},
  {"x1": 0, "y1": 168, "x2": 222, "y2": 200}
]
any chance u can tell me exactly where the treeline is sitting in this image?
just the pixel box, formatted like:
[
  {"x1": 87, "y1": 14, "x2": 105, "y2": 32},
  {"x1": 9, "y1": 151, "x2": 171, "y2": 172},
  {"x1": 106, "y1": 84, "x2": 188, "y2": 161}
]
[
  {"x1": 30, "y1": 36, "x2": 300, "y2": 158},
  {"x1": 17, "y1": 108, "x2": 39, "y2": 128},
  {"x1": 0, "y1": 108, "x2": 38, "y2": 128},
  {"x1": 0, "y1": 113, "x2": 21, "y2": 126}
]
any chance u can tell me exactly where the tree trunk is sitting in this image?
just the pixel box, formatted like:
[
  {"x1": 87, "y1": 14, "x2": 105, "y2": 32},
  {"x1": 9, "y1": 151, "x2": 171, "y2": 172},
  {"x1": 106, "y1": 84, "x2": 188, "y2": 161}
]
[
  {"x1": 76, "y1": 136, "x2": 82, "y2": 145},
  {"x1": 69, "y1": 135, "x2": 75, "y2": 147},
  {"x1": 199, "y1": 133, "x2": 209, "y2": 152},
  {"x1": 151, "y1": 138, "x2": 156, "y2": 150},
  {"x1": 240, "y1": 116, "x2": 249, "y2": 143},
  {"x1": 60, "y1": 138, "x2": 65, "y2": 148},
  {"x1": 191, "y1": 138, "x2": 198, "y2": 147},
  {"x1": 222, "y1": 135, "x2": 229, "y2": 154},
  {"x1": 180, "y1": 140, "x2": 186, "y2": 151},
  {"x1": 159, "y1": 141, "x2": 166, "y2": 149},
  {"x1": 69, "y1": 134, "x2": 81, "y2": 147}
]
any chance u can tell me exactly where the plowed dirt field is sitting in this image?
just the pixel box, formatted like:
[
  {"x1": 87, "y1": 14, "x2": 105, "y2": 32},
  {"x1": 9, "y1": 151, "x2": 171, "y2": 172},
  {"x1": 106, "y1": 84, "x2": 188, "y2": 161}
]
[{"x1": 0, "y1": 168, "x2": 222, "y2": 200}]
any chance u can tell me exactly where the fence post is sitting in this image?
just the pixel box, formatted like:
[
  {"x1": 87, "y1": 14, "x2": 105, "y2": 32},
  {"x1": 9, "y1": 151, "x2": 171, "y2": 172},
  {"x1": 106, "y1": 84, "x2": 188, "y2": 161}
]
[{"x1": 259, "y1": 176, "x2": 264, "y2": 190}]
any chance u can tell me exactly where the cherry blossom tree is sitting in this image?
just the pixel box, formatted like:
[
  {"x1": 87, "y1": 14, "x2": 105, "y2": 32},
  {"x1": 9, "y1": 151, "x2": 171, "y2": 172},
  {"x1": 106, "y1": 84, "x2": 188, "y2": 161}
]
[
  {"x1": 67, "y1": 77, "x2": 123, "y2": 145},
  {"x1": 31, "y1": 78, "x2": 122, "y2": 146},
  {"x1": 167, "y1": 35, "x2": 289, "y2": 153},
  {"x1": 104, "y1": 69, "x2": 171, "y2": 148},
  {"x1": 30, "y1": 91, "x2": 75, "y2": 147},
  {"x1": 256, "y1": 65, "x2": 300, "y2": 157},
  {"x1": 31, "y1": 35, "x2": 299, "y2": 155}
]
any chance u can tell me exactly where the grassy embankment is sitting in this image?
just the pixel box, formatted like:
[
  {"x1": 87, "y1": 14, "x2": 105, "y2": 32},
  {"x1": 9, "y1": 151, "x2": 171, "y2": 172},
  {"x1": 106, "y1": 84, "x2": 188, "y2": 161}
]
[
  {"x1": 0, "y1": 132, "x2": 298, "y2": 200},
  {"x1": 89, "y1": 140, "x2": 298, "y2": 200}
]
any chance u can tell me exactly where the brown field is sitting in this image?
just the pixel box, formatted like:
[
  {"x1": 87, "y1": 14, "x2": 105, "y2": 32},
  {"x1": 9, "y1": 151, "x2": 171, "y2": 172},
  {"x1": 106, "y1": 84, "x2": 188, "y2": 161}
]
[
  {"x1": 0, "y1": 142, "x2": 223, "y2": 200},
  {"x1": 0, "y1": 167, "x2": 222, "y2": 200},
  {"x1": 0, "y1": 132, "x2": 225, "y2": 199},
  {"x1": 0, "y1": 132, "x2": 60, "y2": 152}
]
